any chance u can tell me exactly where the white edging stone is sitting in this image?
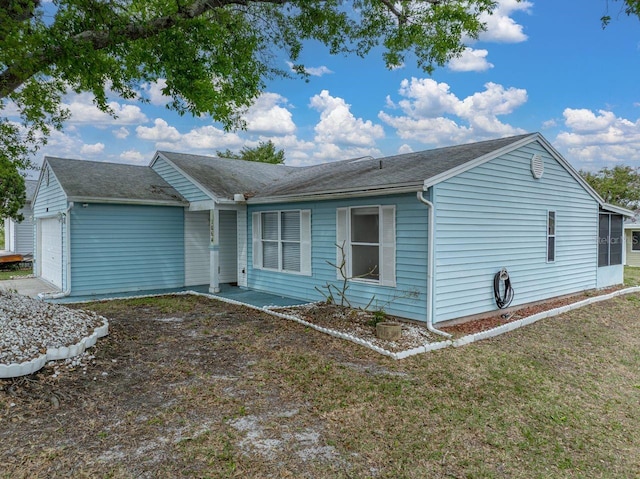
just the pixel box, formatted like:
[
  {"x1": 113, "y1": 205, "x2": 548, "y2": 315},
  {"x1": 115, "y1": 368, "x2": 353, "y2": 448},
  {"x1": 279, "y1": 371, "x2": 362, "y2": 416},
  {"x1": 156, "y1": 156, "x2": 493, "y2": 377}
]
[
  {"x1": 25, "y1": 286, "x2": 640, "y2": 369},
  {"x1": 199, "y1": 288, "x2": 640, "y2": 359},
  {"x1": 452, "y1": 286, "x2": 640, "y2": 349},
  {"x1": 0, "y1": 319, "x2": 109, "y2": 379}
]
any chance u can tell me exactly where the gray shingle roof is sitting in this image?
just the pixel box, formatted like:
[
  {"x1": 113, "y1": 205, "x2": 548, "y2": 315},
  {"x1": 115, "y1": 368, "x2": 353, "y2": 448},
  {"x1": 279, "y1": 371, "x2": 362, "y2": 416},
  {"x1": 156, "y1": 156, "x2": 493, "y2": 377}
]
[
  {"x1": 45, "y1": 157, "x2": 186, "y2": 205},
  {"x1": 256, "y1": 133, "x2": 534, "y2": 198},
  {"x1": 158, "y1": 151, "x2": 295, "y2": 200},
  {"x1": 41, "y1": 134, "x2": 537, "y2": 206},
  {"x1": 24, "y1": 179, "x2": 38, "y2": 202}
]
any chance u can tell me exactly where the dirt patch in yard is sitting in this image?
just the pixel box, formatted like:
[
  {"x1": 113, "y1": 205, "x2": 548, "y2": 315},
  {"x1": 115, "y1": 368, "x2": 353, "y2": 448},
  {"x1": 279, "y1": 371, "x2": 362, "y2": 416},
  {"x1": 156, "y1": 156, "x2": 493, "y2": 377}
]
[{"x1": 0, "y1": 295, "x2": 368, "y2": 478}]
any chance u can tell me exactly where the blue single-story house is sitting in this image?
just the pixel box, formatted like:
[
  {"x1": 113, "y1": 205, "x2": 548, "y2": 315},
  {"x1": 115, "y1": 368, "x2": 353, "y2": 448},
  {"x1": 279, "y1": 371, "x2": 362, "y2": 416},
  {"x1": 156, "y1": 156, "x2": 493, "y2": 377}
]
[
  {"x1": 4, "y1": 179, "x2": 38, "y2": 256},
  {"x1": 33, "y1": 133, "x2": 631, "y2": 325}
]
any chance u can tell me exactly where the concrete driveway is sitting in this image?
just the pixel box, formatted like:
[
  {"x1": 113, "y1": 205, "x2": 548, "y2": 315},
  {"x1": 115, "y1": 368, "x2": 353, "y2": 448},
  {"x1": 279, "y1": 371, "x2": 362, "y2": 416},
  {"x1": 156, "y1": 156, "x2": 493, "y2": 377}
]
[{"x1": 0, "y1": 277, "x2": 59, "y2": 298}]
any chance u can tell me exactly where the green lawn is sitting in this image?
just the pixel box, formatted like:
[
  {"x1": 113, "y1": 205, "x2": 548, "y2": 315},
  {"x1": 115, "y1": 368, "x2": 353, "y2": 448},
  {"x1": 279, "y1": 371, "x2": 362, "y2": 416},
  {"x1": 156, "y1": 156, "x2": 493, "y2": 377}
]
[
  {"x1": 0, "y1": 267, "x2": 32, "y2": 281},
  {"x1": 624, "y1": 265, "x2": 640, "y2": 286}
]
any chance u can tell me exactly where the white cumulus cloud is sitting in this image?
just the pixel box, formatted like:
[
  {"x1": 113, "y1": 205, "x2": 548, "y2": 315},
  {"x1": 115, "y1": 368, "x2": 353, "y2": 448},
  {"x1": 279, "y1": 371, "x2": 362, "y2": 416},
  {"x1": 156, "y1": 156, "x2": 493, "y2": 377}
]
[
  {"x1": 479, "y1": 0, "x2": 532, "y2": 43},
  {"x1": 554, "y1": 108, "x2": 640, "y2": 166},
  {"x1": 310, "y1": 90, "x2": 385, "y2": 147},
  {"x1": 64, "y1": 92, "x2": 147, "y2": 125},
  {"x1": 120, "y1": 149, "x2": 147, "y2": 164},
  {"x1": 80, "y1": 143, "x2": 105, "y2": 155},
  {"x1": 448, "y1": 48, "x2": 494, "y2": 72},
  {"x1": 379, "y1": 78, "x2": 527, "y2": 146},
  {"x1": 136, "y1": 118, "x2": 181, "y2": 142},
  {"x1": 243, "y1": 93, "x2": 296, "y2": 135},
  {"x1": 141, "y1": 78, "x2": 172, "y2": 106},
  {"x1": 113, "y1": 127, "x2": 130, "y2": 139}
]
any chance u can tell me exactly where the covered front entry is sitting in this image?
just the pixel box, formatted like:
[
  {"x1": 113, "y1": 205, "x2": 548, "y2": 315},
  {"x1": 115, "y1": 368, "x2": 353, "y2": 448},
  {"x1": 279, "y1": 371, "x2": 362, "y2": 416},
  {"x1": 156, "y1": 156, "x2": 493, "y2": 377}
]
[
  {"x1": 208, "y1": 208, "x2": 242, "y2": 293},
  {"x1": 39, "y1": 217, "x2": 63, "y2": 289}
]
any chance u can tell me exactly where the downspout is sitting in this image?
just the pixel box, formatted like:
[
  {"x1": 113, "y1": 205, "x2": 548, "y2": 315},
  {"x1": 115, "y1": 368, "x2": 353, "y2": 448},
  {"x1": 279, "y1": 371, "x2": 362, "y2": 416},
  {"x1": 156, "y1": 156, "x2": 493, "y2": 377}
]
[
  {"x1": 39, "y1": 202, "x2": 73, "y2": 299},
  {"x1": 417, "y1": 191, "x2": 452, "y2": 338}
]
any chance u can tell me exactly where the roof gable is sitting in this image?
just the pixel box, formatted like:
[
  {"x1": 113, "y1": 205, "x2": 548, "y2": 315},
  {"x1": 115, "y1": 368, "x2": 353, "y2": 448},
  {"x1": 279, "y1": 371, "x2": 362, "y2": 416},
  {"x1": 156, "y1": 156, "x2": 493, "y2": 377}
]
[
  {"x1": 42, "y1": 157, "x2": 187, "y2": 206},
  {"x1": 154, "y1": 151, "x2": 295, "y2": 201}
]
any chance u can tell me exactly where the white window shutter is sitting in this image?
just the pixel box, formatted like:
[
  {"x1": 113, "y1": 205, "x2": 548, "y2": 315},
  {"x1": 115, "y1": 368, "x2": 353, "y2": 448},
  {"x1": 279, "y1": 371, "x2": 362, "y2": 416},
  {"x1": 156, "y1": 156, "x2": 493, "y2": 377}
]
[
  {"x1": 336, "y1": 208, "x2": 348, "y2": 279},
  {"x1": 380, "y1": 205, "x2": 396, "y2": 287},
  {"x1": 252, "y1": 212, "x2": 262, "y2": 269},
  {"x1": 300, "y1": 210, "x2": 312, "y2": 275}
]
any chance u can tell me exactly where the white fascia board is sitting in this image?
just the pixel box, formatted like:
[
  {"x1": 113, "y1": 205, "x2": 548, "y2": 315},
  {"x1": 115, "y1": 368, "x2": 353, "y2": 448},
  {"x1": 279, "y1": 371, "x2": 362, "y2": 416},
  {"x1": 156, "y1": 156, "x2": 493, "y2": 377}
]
[
  {"x1": 188, "y1": 200, "x2": 216, "y2": 211},
  {"x1": 67, "y1": 196, "x2": 188, "y2": 207},
  {"x1": 246, "y1": 184, "x2": 423, "y2": 204},
  {"x1": 601, "y1": 203, "x2": 634, "y2": 217},
  {"x1": 423, "y1": 133, "x2": 539, "y2": 189},
  {"x1": 153, "y1": 151, "x2": 219, "y2": 202}
]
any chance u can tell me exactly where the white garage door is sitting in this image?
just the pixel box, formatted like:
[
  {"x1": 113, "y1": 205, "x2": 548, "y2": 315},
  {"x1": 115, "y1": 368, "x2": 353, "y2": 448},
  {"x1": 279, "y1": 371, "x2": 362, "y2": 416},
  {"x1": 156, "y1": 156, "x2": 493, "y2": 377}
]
[
  {"x1": 185, "y1": 211, "x2": 210, "y2": 286},
  {"x1": 40, "y1": 218, "x2": 62, "y2": 288}
]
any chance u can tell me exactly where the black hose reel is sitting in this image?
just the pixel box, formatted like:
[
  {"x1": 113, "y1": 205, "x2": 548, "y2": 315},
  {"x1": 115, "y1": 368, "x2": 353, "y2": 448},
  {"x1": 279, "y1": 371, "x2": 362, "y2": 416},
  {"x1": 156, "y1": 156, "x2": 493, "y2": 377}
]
[{"x1": 494, "y1": 267, "x2": 514, "y2": 309}]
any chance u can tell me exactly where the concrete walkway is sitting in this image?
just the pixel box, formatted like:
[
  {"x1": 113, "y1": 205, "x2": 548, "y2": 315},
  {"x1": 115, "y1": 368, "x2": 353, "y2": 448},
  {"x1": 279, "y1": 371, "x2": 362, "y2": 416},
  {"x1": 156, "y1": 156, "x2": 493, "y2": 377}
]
[{"x1": 0, "y1": 277, "x2": 59, "y2": 298}]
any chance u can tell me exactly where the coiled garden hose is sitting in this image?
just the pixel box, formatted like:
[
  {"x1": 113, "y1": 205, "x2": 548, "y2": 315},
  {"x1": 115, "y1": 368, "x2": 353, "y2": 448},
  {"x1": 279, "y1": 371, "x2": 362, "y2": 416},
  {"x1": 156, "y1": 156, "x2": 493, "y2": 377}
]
[{"x1": 494, "y1": 268, "x2": 514, "y2": 309}]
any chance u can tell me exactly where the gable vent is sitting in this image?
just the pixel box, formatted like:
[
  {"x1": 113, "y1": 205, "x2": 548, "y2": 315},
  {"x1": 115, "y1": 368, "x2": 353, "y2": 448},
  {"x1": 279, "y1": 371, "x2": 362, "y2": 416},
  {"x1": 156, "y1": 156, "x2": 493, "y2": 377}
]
[{"x1": 531, "y1": 154, "x2": 544, "y2": 179}]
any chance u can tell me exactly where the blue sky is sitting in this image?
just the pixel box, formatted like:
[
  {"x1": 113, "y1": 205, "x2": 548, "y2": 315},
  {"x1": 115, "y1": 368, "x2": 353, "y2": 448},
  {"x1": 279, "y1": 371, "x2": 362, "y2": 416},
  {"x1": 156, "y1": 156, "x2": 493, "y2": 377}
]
[{"x1": 25, "y1": 1, "x2": 640, "y2": 174}]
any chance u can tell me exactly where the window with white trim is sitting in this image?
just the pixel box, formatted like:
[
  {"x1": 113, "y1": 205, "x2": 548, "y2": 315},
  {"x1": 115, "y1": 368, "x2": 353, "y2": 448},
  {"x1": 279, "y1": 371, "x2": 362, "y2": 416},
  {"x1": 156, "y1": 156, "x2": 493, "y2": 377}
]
[
  {"x1": 632, "y1": 231, "x2": 640, "y2": 252},
  {"x1": 336, "y1": 205, "x2": 396, "y2": 287},
  {"x1": 351, "y1": 207, "x2": 380, "y2": 280},
  {"x1": 252, "y1": 210, "x2": 311, "y2": 275},
  {"x1": 547, "y1": 211, "x2": 556, "y2": 262}
]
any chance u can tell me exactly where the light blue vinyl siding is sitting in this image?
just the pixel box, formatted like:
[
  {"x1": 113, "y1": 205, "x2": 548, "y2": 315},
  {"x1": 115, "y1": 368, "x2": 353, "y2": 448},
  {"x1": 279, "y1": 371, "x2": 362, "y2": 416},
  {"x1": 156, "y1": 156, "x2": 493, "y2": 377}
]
[
  {"x1": 433, "y1": 140, "x2": 598, "y2": 323},
  {"x1": 70, "y1": 203, "x2": 184, "y2": 295},
  {"x1": 33, "y1": 166, "x2": 70, "y2": 289},
  {"x1": 33, "y1": 166, "x2": 68, "y2": 217},
  {"x1": 13, "y1": 205, "x2": 34, "y2": 255},
  {"x1": 248, "y1": 194, "x2": 429, "y2": 321},
  {"x1": 152, "y1": 157, "x2": 211, "y2": 202}
]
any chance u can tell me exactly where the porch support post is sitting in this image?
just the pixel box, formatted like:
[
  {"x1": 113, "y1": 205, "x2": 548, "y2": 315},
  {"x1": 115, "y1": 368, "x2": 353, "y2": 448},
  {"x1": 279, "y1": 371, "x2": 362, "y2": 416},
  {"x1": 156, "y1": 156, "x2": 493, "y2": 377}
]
[{"x1": 209, "y1": 209, "x2": 220, "y2": 293}]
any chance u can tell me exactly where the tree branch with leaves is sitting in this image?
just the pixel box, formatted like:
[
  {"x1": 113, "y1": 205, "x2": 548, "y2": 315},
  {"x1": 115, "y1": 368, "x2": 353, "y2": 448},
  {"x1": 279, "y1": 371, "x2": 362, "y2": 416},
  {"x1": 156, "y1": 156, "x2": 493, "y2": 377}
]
[{"x1": 0, "y1": 0, "x2": 500, "y2": 219}]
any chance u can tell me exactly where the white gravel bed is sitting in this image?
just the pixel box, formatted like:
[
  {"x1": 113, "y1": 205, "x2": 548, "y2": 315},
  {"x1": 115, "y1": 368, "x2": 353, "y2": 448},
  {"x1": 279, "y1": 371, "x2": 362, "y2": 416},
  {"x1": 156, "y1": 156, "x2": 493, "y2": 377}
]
[{"x1": 0, "y1": 290, "x2": 108, "y2": 375}]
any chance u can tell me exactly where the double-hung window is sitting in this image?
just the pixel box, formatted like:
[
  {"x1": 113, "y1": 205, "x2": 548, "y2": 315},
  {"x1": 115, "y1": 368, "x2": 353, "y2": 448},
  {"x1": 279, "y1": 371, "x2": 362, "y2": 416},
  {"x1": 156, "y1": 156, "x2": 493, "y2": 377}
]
[
  {"x1": 598, "y1": 212, "x2": 623, "y2": 267},
  {"x1": 252, "y1": 210, "x2": 311, "y2": 275},
  {"x1": 336, "y1": 205, "x2": 396, "y2": 287},
  {"x1": 350, "y1": 207, "x2": 380, "y2": 280}
]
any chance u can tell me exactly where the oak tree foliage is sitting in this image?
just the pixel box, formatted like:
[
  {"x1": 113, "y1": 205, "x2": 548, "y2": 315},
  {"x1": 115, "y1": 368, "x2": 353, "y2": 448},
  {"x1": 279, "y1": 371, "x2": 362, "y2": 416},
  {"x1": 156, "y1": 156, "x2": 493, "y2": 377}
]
[
  {"x1": 217, "y1": 140, "x2": 285, "y2": 164},
  {"x1": 601, "y1": 0, "x2": 640, "y2": 26},
  {"x1": 580, "y1": 165, "x2": 640, "y2": 210},
  {"x1": 0, "y1": 0, "x2": 501, "y2": 218}
]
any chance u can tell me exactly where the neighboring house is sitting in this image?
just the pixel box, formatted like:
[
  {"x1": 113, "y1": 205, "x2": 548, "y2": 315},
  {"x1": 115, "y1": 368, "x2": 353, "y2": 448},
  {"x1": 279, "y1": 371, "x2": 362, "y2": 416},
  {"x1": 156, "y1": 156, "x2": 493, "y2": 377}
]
[
  {"x1": 624, "y1": 215, "x2": 640, "y2": 267},
  {"x1": 4, "y1": 179, "x2": 38, "y2": 256},
  {"x1": 33, "y1": 133, "x2": 632, "y2": 325}
]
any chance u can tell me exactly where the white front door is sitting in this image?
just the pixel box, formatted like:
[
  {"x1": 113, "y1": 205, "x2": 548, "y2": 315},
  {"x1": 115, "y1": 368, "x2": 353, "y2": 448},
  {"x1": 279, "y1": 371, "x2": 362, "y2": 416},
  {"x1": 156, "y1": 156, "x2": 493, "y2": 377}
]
[
  {"x1": 219, "y1": 210, "x2": 238, "y2": 284},
  {"x1": 184, "y1": 210, "x2": 210, "y2": 286},
  {"x1": 40, "y1": 217, "x2": 62, "y2": 288}
]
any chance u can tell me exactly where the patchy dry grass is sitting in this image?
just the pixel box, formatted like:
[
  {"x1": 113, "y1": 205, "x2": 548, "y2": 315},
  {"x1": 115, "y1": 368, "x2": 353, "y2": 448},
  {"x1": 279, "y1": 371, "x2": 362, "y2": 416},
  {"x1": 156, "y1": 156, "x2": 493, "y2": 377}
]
[
  {"x1": 0, "y1": 267, "x2": 32, "y2": 281},
  {"x1": 1, "y1": 293, "x2": 640, "y2": 478},
  {"x1": 624, "y1": 265, "x2": 640, "y2": 286}
]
